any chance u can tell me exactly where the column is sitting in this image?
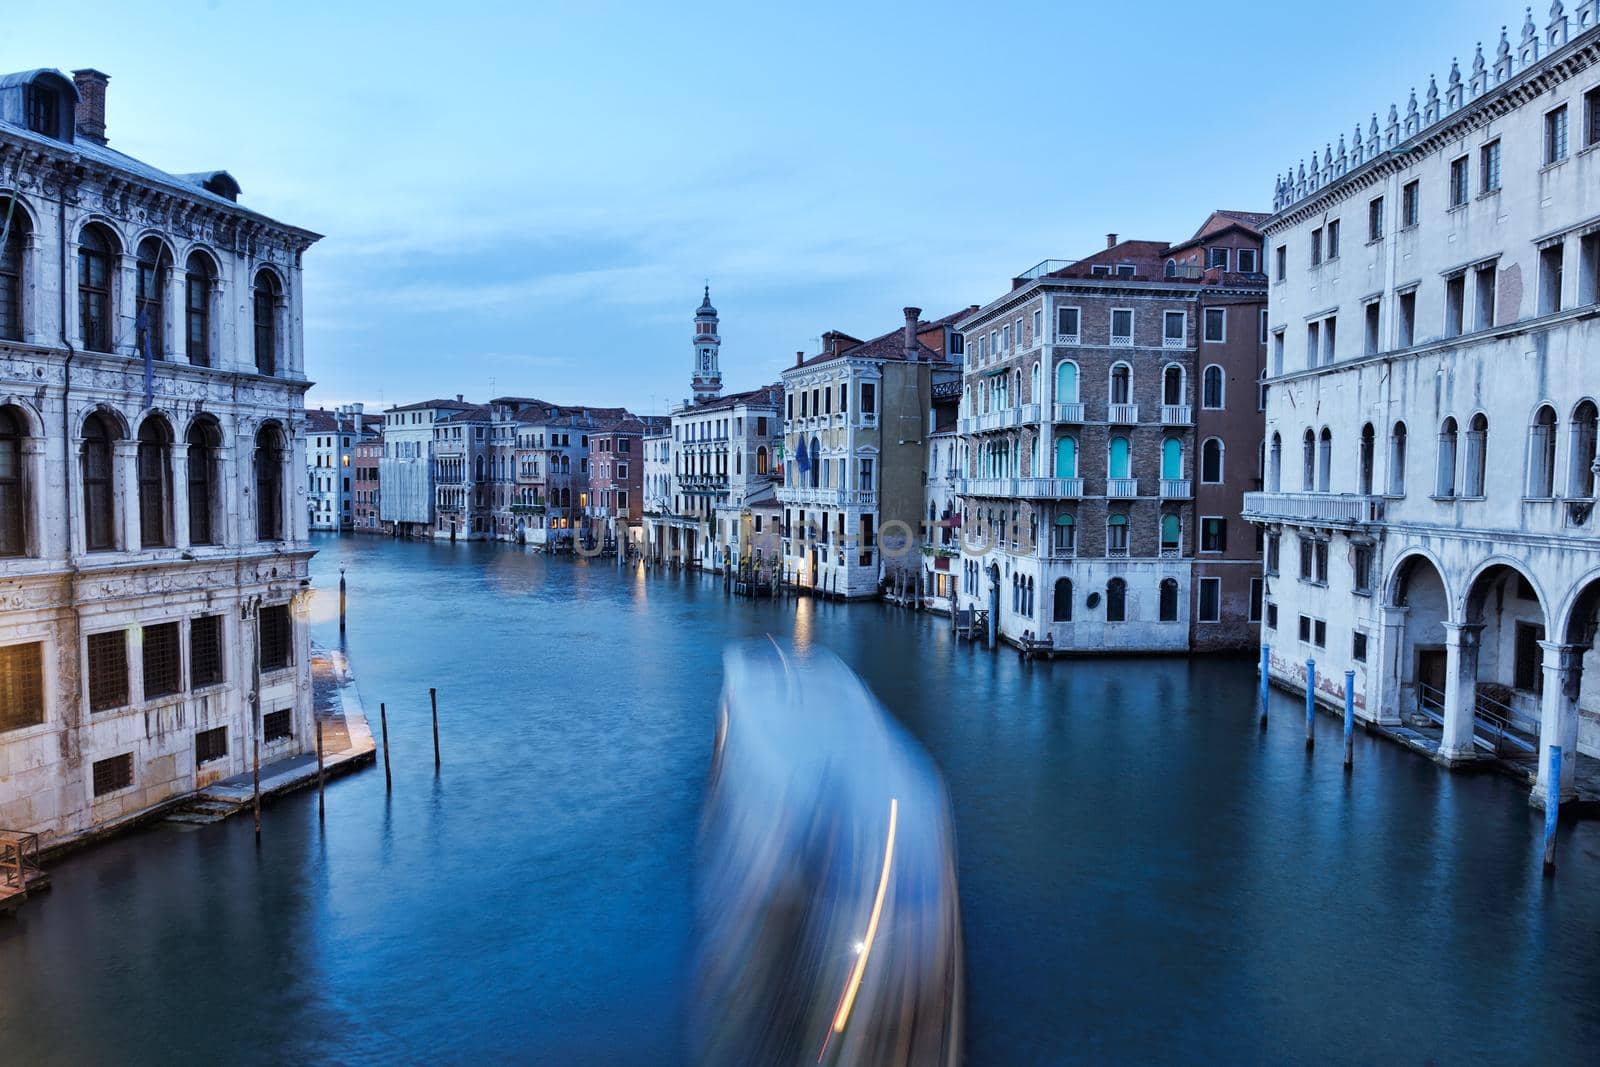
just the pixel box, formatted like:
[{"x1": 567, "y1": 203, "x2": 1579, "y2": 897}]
[
  {"x1": 1532, "y1": 640, "x2": 1583, "y2": 807},
  {"x1": 114, "y1": 438, "x2": 139, "y2": 552},
  {"x1": 22, "y1": 231, "x2": 47, "y2": 347},
  {"x1": 1438, "y1": 621, "x2": 1481, "y2": 762},
  {"x1": 1374, "y1": 604, "x2": 1408, "y2": 724},
  {"x1": 21, "y1": 438, "x2": 46, "y2": 560},
  {"x1": 165, "y1": 260, "x2": 186, "y2": 364},
  {"x1": 170, "y1": 447, "x2": 190, "y2": 551},
  {"x1": 116, "y1": 253, "x2": 139, "y2": 357},
  {"x1": 235, "y1": 427, "x2": 255, "y2": 545}
]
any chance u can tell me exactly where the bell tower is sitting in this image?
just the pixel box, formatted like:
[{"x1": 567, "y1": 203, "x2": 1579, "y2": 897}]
[{"x1": 691, "y1": 285, "x2": 722, "y2": 404}]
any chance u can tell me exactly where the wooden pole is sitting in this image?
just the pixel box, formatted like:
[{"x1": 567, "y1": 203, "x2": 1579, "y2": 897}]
[
  {"x1": 1304, "y1": 658, "x2": 1316, "y2": 749},
  {"x1": 252, "y1": 735, "x2": 261, "y2": 840},
  {"x1": 1343, "y1": 669, "x2": 1355, "y2": 769},
  {"x1": 1543, "y1": 745, "x2": 1562, "y2": 874},
  {"x1": 338, "y1": 567, "x2": 347, "y2": 636},
  {"x1": 1258, "y1": 643, "x2": 1270, "y2": 730},
  {"x1": 380, "y1": 701, "x2": 392, "y2": 792},
  {"x1": 316, "y1": 718, "x2": 326, "y2": 820},
  {"x1": 430, "y1": 687, "x2": 441, "y2": 770}
]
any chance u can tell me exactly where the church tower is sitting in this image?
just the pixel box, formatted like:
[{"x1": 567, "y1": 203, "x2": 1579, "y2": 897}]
[{"x1": 691, "y1": 286, "x2": 723, "y2": 404}]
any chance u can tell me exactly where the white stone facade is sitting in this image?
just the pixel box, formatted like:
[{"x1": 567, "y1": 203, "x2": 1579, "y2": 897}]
[
  {"x1": 379, "y1": 398, "x2": 469, "y2": 537},
  {"x1": 1249, "y1": 7, "x2": 1600, "y2": 805},
  {"x1": 0, "y1": 68, "x2": 319, "y2": 843},
  {"x1": 306, "y1": 403, "x2": 372, "y2": 532}
]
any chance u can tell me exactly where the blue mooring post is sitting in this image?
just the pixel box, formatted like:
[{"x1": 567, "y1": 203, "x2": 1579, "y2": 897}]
[
  {"x1": 1543, "y1": 745, "x2": 1562, "y2": 873},
  {"x1": 1304, "y1": 659, "x2": 1316, "y2": 749},
  {"x1": 1258, "y1": 644, "x2": 1270, "y2": 730},
  {"x1": 1343, "y1": 670, "x2": 1355, "y2": 769}
]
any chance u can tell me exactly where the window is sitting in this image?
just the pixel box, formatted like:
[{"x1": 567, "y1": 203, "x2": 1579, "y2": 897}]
[
  {"x1": 1314, "y1": 619, "x2": 1327, "y2": 648},
  {"x1": 1354, "y1": 544, "x2": 1374, "y2": 595},
  {"x1": 142, "y1": 621, "x2": 181, "y2": 699},
  {"x1": 1587, "y1": 85, "x2": 1600, "y2": 148},
  {"x1": 78, "y1": 224, "x2": 114, "y2": 352},
  {"x1": 1109, "y1": 364, "x2": 1131, "y2": 406},
  {"x1": 1569, "y1": 401, "x2": 1599, "y2": 498},
  {"x1": 1052, "y1": 577, "x2": 1072, "y2": 621},
  {"x1": 1436, "y1": 417, "x2": 1459, "y2": 497},
  {"x1": 1106, "y1": 514, "x2": 1129, "y2": 556},
  {"x1": 196, "y1": 726, "x2": 228, "y2": 765},
  {"x1": 1545, "y1": 104, "x2": 1569, "y2": 165},
  {"x1": 1052, "y1": 514, "x2": 1076, "y2": 556},
  {"x1": 263, "y1": 709, "x2": 293, "y2": 743},
  {"x1": 1054, "y1": 435, "x2": 1078, "y2": 478},
  {"x1": 1449, "y1": 155, "x2": 1469, "y2": 207},
  {"x1": 1108, "y1": 435, "x2": 1131, "y2": 481},
  {"x1": 1397, "y1": 289, "x2": 1416, "y2": 347},
  {"x1": 1310, "y1": 226, "x2": 1323, "y2": 266},
  {"x1": 1401, "y1": 180, "x2": 1420, "y2": 228},
  {"x1": 255, "y1": 424, "x2": 285, "y2": 540},
  {"x1": 1515, "y1": 623, "x2": 1546, "y2": 694},
  {"x1": 1266, "y1": 603, "x2": 1278, "y2": 629},
  {"x1": 1326, "y1": 219, "x2": 1340, "y2": 259},
  {"x1": 1539, "y1": 243, "x2": 1564, "y2": 315},
  {"x1": 187, "y1": 419, "x2": 220, "y2": 545},
  {"x1": 1198, "y1": 577, "x2": 1221, "y2": 622},
  {"x1": 1208, "y1": 246, "x2": 1230, "y2": 271},
  {"x1": 1163, "y1": 365, "x2": 1184, "y2": 406},
  {"x1": 87, "y1": 629, "x2": 128, "y2": 711},
  {"x1": 1317, "y1": 428, "x2": 1332, "y2": 491},
  {"x1": 1363, "y1": 299, "x2": 1381, "y2": 356},
  {"x1": 1357, "y1": 423, "x2": 1376, "y2": 495},
  {"x1": 1529, "y1": 405, "x2": 1558, "y2": 497},
  {"x1": 1274, "y1": 245, "x2": 1286, "y2": 282},
  {"x1": 1259, "y1": 308, "x2": 1268, "y2": 344},
  {"x1": 1353, "y1": 632, "x2": 1368, "y2": 662},
  {"x1": 1299, "y1": 614, "x2": 1311, "y2": 641},
  {"x1": 1272, "y1": 329, "x2": 1285, "y2": 375},
  {"x1": 1480, "y1": 139, "x2": 1501, "y2": 193},
  {"x1": 0, "y1": 641, "x2": 45, "y2": 732},
  {"x1": 0, "y1": 407, "x2": 24, "y2": 557},
  {"x1": 259, "y1": 604, "x2": 293, "y2": 672},
  {"x1": 1249, "y1": 578, "x2": 1263, "y2": 623},
  {"x1": 253, "y1": 270, "x2": 280, "y2": 375},
  {"x1": 1161, "y1": 438, "x2": 1182, "y2": 481},
  {"x1": 1200, "y1": 516, "x2": 1227, "y2": 552},
  {"x1": 1202, "y1": 365, "x2": 1224, "y2": 409},
  {"x1": 136, "y1": 419, "x2": 170, "y2": 548},
  {"x1": 1160, "y1": 578, "x2": 1181, "y2": 621},
  {"x1": 1238, "y1": 248, "x2": 1258, "y2": 273},
  {"x1": 861, "y1": 383, "x2": 876, "y2": 415},
  {"x1": 1201, "y1": 438, "x2": 1223, "y2": 484},
  {"x1": 82, "y1": 411, "x2": 117, "y2": 552},
  {"x1": 1266, "y1": 532, "x2": 1280, "y2": 575},
  {"x1": 92, "y1": 754, "x2": 134, "y2": 796},
  {"x1": 135, "y1": 238, "x2": 167, "y2": 359},
  {"x1": 1106, "y1": 578, "x2": 1127, "y2": 622},
  {"x1": 1389, "y1": 422, "x2": 1408, "y2": 495},
  {"x1": 1110, "y1": 309, "x2": 1133, "y2": 345},
  {"x1": 0, "y1": 199, "x2": 29, "y2": 341},
  {"x1": 191, "y1": 614, "x2": 224, "y2": 688},
  {"x1": 1463, "y1": 413, "x2": 1488, "y2": 497},
  {"x1": 1306, "y1": 320, "x2": 1320, "y2": 369},
  {"x1": 1164, "y1": 311, "x2": 1186, "y2": 347},
  {"x1": 1445, "y1": 273, "x2": 1465, "y2": 337},
  {"x1": 1368, "y1": 196, "x2": 1384, "y2": 240},
  {"x1": 1203, "y1": 308, "x2": 1225, "y2": 343},
  {"x1": 1057, "y1": 306, "x2": 1080, "y2": 340}
]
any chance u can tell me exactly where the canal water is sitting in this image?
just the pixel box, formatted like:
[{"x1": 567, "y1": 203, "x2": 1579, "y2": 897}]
[{"x1": 2, "y1": 535, "x2": 1598, "y2": 1065}]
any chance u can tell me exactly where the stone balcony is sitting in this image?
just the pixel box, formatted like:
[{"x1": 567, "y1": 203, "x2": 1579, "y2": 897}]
[
  {"x1": 777, "y1": 486, "x2": 878, "y2": 507},
  {"x1": 957, "y1": 477, "x2": 1016, "y2": 497},
  {"x1": 1016, "y1": 476, "x2": 1083, "y2": 499},
  {"x1": 1053, "y1": 402, "x2": 1085, "y2": 423},
  {"x1": 1241, "y1": 491, "x2": 1387, "y2": 527},
  {"x1": 1160, "y1": 404, "x2": 1192, "y2": 426},
  {"x1": 1107, "y1": 477, "x2": 1139, "y2": 498},
  {"x1": 1160, "y1": 478, "x2": 1190, "y2": 499},
  {"x1": 1107, "y1": 403, "x2": 1139, "y2": 424}
]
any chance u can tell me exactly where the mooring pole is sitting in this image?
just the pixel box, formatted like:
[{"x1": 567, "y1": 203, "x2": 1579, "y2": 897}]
[
  {"x1": 430, "y1": 687, "x2": 441, "y2": 770},
  {"x1": 1304, "y1": 659, "x2": 1316, "y2": 749},
  {"x1": 1258, "y1": 643, "x2": 1270, "y2": 730},
  {"x1": 1343, "y1": 669, "x2": 1355, "y2": 770},
  {"x1": 252, "y1": 736, "x2": 262, "y2": 840},
  {"x1": 1543, "y1": 745, "x2": 1562, "y2": 874},
  {"x1": 316, "y1": 717, "x2": 326, "y2": 820},
  {"x1": 338, "y1": 563, "x2": 347, "y2": 636},
  {"x1": 380, "y1": 701, "x2": 392, "y2": 792}
]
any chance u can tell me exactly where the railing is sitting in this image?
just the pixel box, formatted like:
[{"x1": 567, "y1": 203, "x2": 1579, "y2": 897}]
[
  {"x1": 0, "y1": 830, "x2": 42, "y2": 898},
  {"x1": 1169, "y1": 263, "x2": 1205, "y2": 280},
  {"x1": 1017, "y1": 259, "x2": 1076, "y2": 281},
  {"x1": 1054, "y1": 332, "x2": 1080, "y2": 345},
  {"x1": 1159, "y1": 545, "x2": 1182, "y2": 558},
  {"x1": 1160, "y1": 404, "x2": 1192, "y2": 426},
  {"x1": 1160, "y1": 478, "x2": 1190, "y2": 499},
  {"x1": 1107, "y1": 477, "x2": 1139, "y2": 498},
  {"x1": 1106, "y1": 544, "x2": 1129, "y2": 558},
  {"x1": 1107, "y1": 403, "x2": 1139, "y2": 423},
  {"x1": 1241, "y1": 491, "x2": 1385, "y2": 525},
  {"x1": 958, "y1": 477, "x2": 1018, "y2": 497},
  {"x1": 1053, "y1": 401, "x2": 1085, "y2": 423},
  {"x1": 1110, "y1": 334, "x2": 1134, "y2": 348},
  {"x1": 777, "y1": 486, "x2": 877, "y2": 507},
  {"x1": 1162, "y1": 334, "x2": 1186, "y2": 349},
  {"x1": 1415, "y1": 683, "x2": 1538, "y2": 756},
  {"x1": 1016, "y1": 476, "x2": 1083, "y2": 499}
]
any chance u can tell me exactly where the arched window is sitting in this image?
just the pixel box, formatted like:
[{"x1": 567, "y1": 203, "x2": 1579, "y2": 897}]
[
  {"x1": 78, "y1": 224, "x2": 115, "y2": 352},
  {"x1": 187, "y1": 418, "x2": 220, "y2": 546},
  {"x1": 1463, "y1": 413, "x2": 1488, "y2": 497},
  {"x1": 1106, "y1": 577, "x2": 1127, "y2": 622},
  {"x1": 1159, "y1": 577, "x2": 1179, "y2": 621},
  {"x1": 1053, "y1": 577, "x2": 1073, "y2": 621},
  {"x1": 1389, "y1": 422, "x2": 1408, "y2": 495},
  {"x1": 1569, "y1": 401, "x2": 1598, "y2": 498},
  {"x1": 1269, "y1": 432, "x2": 1282, "y2": 492},
  {"x1": 756, "y1": 446, "x2": 768, "y2": 475},
  {"x1": 1052, "y1": 513, "x2": 1075, "y2": 556},
  {"x1": 82, "y1": 412, "x2": 117, "y2": 551},
  {"x1": 1030, "y1": 361, "x2": 1040, "y2": 403},
  {"x1": 185, "y1": 253, "x2": 213, "y2": 367},
  {"x1": 255, "y1": 424, "x2": 285, "y2": 540},
  {"x1": 0, "y1": 406, "x2": 25, "y2": 556},
  {"x1": 1108, "y1": 435, "x2": 1131, "y2": 480},
  {"x1": 1529, "y1": 405, "x2": 1558, "y2": 497},
  {"x1": 1110, "y1": 363, "x2": 1132, "y2": 405},
  {"x1": 1164, "y1": 259, "x2": 1177, "y2": 278},
  {"x1": 136, "y1": 418, "x2": 171, "y2": 548},
  {"x1": 1437, "y1": 416, "x2": 1459, "y2": 497},
  {"x1": 1162, "y1": 437, "x2": 1182, "y2": 480},
  {"x1": 0, "y1": 199, "x2": 31, "y2": 341},
  {"x1": 1160, "y1": 513, "x2": 1180, "y2": 555},
  {"x1": 1302, "y1": 429, "x2": 1316, "y2": 491},
  {"x1": 1024, "y1": 577, "x2": 1034, "y2": 617},
  {"x1": 1054, "y1": 436, "x2": 1077, "y2": 478},
  {"x1": 253, "y1": 270, "x2": 280, "y2": 375},
  {"x1": 1055, "y1": 361, "x2": 1078, "y2": 403},
  {"x1": 1163, "y1": 364, "x2": 1183, "y2": 406},
  {"x1": 474, "y1": 455, "x2": 485, "y2": 482},
  {"x1": 1106, "y1": 513, "x2": 1129, "y2": 556},
  {"x1": 808, "y1": 438, "x2": 820, "y2": 488},
  {"x1": 135, "y1": 237, "x2": 168, "y2": 360},
  {"x1": 1202, "y1": 365, "x2": 1225, "y2": 409},
  {"x1": 1201, "y1": 438, "x2": 1223, "y2": 484},
  {"x1": 1317, "y1": 428, "x2": 1332, "y2": 492},
  {"x1": 1011, "y1": 574, "x2": 1020, "y2": 613},
  {"x1": 1358, "y1": 424, "x2": 1375, "y2": 495}
]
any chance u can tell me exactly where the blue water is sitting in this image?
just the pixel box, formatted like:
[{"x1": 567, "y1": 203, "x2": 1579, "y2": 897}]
[{"x1": 1, "y1": 534, "x2": 1597, "y2": 1064}]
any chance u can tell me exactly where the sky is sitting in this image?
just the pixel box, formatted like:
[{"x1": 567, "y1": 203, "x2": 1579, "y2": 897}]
[{"x1": 8, "y1": 0, "x2": 1512, "y2": 417}]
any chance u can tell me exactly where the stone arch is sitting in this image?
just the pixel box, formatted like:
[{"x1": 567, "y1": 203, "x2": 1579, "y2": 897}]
[
  {"x1": 1387, "y1": 548, "x2": 1453, "y2": 615},
  {"x1": 0, "y1": 189, "x2": 42, "y2": 232},
  {"x1": 1460, "y1": 556, "x2": 1552, "y2": 632},
  {"x1": 73, "y1": 213, "x2": 127, "y2": 253},
  {"x1": 72, "y1": 401, "x2": 131, "y2": 440},
  {"x1": 0, "y1": 393, "x2": 46, "y2": 438}
]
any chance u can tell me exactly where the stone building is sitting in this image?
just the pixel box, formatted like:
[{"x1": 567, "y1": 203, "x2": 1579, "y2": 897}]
[
  {"x1": 431, "y1": 403, "x2": 491, "y2": 540},
  {"x1": 920, "y1": 377, "x2": 962, "y2": 609},
  {"x1": 586, "y1": 414, "x2": 666, "y2": 552},
  {"x1": 305, "y1": 402, "x2": 377, "y2": 532},
  {"x1": 352, "y1": 433, "x2": 382, "y2": 533},
  {"x1": 0, "y1": 68, "x2": 319, "y2": 843},
  {"x1": 954, "y1": 214, "x2": 1268, "y2": 652},
  {"x1": 1246, "y1": 4, "x2": 1600, "y2": 805},
  {"x1": 778, "y1": 308, "x2": 966, "y2": 598},
  {"x1": 379, "y1": 397, "x2": 471, "y2": 538}
]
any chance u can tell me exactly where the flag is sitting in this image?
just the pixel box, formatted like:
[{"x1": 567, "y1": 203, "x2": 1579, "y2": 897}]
[
  {"x1": 795, "y1": 440, "x2": 810, "y2": 474},
  {"x1": 136, "y1": 307, "x2": 154, "y2": 410}
]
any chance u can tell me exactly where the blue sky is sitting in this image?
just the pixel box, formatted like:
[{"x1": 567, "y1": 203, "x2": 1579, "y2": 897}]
[{"x1": 9, "y1": 0, "x2": 1509, "y2": 415}]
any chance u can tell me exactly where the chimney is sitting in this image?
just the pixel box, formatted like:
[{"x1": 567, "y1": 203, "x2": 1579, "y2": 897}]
[
  {"x1": 456, "y1": 394, "x2": 464, "y2": 403},
  {"x1": 795, "y1": 350, "x2": 804, "y2": 367},
  {"x1": 72, "y1": 69, "x2": 109, "y2": 145},
  {"x1": 1105, "y1": 233, "x2": 1118, "y2": 249},
  {"x1": 903, "y1": 307, "x2": 921, "y2": 359}
]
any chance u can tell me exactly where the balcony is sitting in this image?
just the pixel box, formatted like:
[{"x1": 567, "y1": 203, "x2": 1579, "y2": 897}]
[
  {"x1": 958, "y1": 477, "x2": 1018, "y2": 497},
  {"x1": 1160, "y1": 478, "x2": 1190, "y2": 499},
  {"x1": 777, "y1": 486, "x2": 878, "y2": 507},
  {"x1": 1053, "y1": 402, "x2": 1085, "y2": 423},
  {"x1": 1107, "y1": 403, "x2": 1139, "y2": 424},
  {"x1": 1162, "y1": 334, "x2": 1185, "y2": 349},
  {"x1": 1160, "y1": 404, "x2": 1192, "y2": 426},
  {"x1": 1017, "y1": 476, "x2": 1083, "y2": 499},
  {"x1": 1054, "y1": 332, "x2": 1081, "y2": 346},
  {"x1": 1110, "y1": 334, "x2": 1134, "y2": 348},
  {"x1": 1241, "y1": 491, "x2": 1386, "y2": 527},
  {"x1": 1107, "y1": 477, "x2": 1139, "y2": 498}
]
